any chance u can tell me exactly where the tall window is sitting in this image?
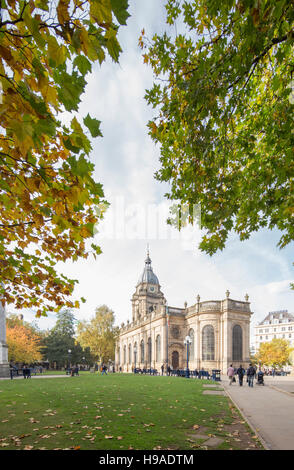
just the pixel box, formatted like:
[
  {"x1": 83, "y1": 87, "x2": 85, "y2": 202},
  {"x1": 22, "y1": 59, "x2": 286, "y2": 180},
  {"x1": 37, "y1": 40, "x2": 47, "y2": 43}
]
[
  {"x1": 140, "y1": 340, "x2": 144, "y2": 363},
  {"x1": 133, "y1": 342, "x2": 137, "y2": 363},
  {"x1": 123, "y1": 345, "x2": 126, "y2": 364},
  {"x1": 188, "y1": 329, "x2": 194, "y2": 361},
  {"x1": 118, "y1": 347, "x2": 120, "y2": 365},
  {"x1": 147, "y1": 337, "x2": 152, "y2": 364},
  {"x1": 202, "y1": 325, "x2": 215, "y2": 360},
  {"x1": 128, "y1": 344, "x2": 132, "y2": 365},
  {"x1": 232, "y1": 324, "x2": 243, "y2": 361},
  {"x1": 156, "y1": 335, "x2": 161, "y2": 362}
]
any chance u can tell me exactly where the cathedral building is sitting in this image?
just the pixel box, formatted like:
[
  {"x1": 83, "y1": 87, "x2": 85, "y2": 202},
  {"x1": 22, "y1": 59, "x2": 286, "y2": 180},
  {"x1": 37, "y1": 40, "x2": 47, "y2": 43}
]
[{"x1": 115, "y1": 251, "x2": 252, "y2": 373}]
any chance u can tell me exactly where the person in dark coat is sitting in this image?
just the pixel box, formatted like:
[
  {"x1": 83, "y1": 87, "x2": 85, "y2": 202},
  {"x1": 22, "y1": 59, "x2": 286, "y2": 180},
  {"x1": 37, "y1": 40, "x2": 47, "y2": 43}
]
[
  {"x1": 247, "y1": 363, "x2": 256, "y2": 387},
  {"x1": 236, "y1": 365, "x2": 245, "y2": 386}
]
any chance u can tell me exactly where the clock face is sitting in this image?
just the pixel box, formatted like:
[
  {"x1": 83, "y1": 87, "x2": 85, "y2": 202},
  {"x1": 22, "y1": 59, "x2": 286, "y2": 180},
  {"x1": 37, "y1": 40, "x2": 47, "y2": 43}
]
[{"x1": 149, "y1": 286, "x2": 155, "y2": 292}]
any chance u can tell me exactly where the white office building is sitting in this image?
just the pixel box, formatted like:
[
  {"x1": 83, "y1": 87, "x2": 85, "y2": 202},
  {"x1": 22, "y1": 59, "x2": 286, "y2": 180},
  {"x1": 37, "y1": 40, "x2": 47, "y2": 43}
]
[{"x1": 254, "y1": 310, "x2": 294, "y2": 370}]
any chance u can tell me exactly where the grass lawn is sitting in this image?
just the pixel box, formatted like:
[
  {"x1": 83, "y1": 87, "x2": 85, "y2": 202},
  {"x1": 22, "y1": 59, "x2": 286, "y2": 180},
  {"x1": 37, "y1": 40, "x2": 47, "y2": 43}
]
[{"x1": 0, "y1": 373, "x2": 263, "y2": 450}]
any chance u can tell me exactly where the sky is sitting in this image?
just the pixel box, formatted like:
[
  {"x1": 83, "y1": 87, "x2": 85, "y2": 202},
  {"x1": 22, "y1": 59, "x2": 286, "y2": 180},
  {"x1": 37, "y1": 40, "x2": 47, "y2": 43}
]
[{"x1": 8, "y1": 1, "x2": 294, "y2": 344}]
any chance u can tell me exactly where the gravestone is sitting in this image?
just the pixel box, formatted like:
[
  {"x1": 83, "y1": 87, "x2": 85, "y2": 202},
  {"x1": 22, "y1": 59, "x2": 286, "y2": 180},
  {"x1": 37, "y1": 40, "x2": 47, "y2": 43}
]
[{"x1": 0, "y1": 300, "x2": 9, "y2": 377}]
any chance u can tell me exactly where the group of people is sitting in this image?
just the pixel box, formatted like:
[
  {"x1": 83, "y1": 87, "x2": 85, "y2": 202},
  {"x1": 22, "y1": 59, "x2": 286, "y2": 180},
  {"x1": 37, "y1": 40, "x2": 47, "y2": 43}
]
[
  {"x1": 133, "y1": 367, "x2": 158, "y2": 375},
  {"x1": 227, "y1": 363, "x2": 264, "y2": 387}
]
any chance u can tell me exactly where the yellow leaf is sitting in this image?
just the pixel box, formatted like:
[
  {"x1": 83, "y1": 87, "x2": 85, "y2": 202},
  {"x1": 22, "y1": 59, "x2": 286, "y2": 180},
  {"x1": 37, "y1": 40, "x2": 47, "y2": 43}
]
[{"x1": 57, "y1": 0, "x2": 71, "y2": 24}]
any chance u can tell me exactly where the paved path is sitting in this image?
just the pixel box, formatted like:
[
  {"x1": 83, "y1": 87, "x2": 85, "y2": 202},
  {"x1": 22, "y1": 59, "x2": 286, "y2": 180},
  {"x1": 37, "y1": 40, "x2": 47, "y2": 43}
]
[{"x1": 222, "y1": 375, "x2": 294, "y2": 450}]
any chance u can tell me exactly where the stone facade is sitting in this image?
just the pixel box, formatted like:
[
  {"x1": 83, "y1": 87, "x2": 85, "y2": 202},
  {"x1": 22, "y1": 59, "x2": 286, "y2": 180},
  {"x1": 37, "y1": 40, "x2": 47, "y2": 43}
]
[{"x1": 116, "y1": 252, "x2": 252, "y2": 374}]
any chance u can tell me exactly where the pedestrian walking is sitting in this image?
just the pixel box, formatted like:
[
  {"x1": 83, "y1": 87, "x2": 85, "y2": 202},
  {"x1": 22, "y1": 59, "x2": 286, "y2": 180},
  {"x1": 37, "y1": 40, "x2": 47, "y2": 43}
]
[
  {"x1": 101, "y1": 365, "x2": 108, "y2": 375},
  {"x1": 247, "y1": 363, "x2": 256, "y2": 387},
  {"x1": 227, "y1": 364, "x2": 235, "y2": 385},
  {"x1": 236, "y1": 365, "x2": 245, "y2": 386},
  {"x1": 161, "y1": 364, "x2": 164, "y2": 376}
]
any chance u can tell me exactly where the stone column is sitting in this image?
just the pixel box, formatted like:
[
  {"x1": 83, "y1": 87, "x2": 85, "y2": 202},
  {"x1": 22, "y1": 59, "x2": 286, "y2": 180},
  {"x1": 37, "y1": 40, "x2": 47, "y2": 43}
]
[{"x1": 0, "y1": 299, "x2": 9, "y2": 377}]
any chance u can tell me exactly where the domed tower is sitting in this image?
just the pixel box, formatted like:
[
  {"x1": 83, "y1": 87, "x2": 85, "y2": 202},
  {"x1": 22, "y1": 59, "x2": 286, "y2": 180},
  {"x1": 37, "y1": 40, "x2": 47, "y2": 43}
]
[{"x1": 131, "y1": 248, "x2": 166, "y2": 322}]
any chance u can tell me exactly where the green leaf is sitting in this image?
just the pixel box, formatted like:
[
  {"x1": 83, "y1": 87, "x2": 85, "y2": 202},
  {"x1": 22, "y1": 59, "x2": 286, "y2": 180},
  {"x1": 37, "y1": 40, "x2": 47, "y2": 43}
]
[
  {"x1": 90, "y1": 0, "x2": 113, "y2": 24},
  {"x1": 54, "y1": 70, "x2": 86, "y2": 111},
  {"x1": 23, "y1": 10, "x2": 46, "y2": 48},
  {"x1": 73, "y1": 55, "x2": 92, "y2": 75},
  {"x1": 105, "y1": 28, "x2": 122, "y2": 62},
  {"x1": 83, "y1": 113, "x2": 102, "y2": 138},
  {"x1": 68, "y1": 155, "x2": 92, "y2": 178},
  {"x1": 110, "y1": 0, "x2": 130, "y2": 25}
]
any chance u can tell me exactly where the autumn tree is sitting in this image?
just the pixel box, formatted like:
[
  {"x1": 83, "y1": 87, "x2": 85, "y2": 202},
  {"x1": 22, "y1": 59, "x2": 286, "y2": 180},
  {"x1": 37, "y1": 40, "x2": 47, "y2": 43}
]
[
  {"x1": 0, "y1": 0, "x2": 130, "y2": 315},
  {"x1": 76, "y1": 304, "x2": 119, "y2": 363},
  {"x1": 6, "y1": 314, "x2": 43, "y2": 363},
  {"x1": 141, "y1": 0, "x2": 294, "y2": 278},
  {"x1": 255, "y1": 338, "x2": 294, "y2": 368}
]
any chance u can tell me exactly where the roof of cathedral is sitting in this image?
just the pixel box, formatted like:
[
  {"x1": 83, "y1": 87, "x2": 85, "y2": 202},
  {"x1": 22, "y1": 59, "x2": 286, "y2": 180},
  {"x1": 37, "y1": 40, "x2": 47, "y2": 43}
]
[{"x1": 137, "y1": 249, "x2": 159, "y2": 286}]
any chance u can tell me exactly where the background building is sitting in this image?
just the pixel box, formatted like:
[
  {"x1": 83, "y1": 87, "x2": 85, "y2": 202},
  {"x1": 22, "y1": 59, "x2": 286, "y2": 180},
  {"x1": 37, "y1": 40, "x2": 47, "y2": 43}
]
[
  {"x1": 116, "y1": 251, "x2": 252, "y2": 373},
  {"x1": 254, "y1": 310, "x2": 294, "y2": 370}
]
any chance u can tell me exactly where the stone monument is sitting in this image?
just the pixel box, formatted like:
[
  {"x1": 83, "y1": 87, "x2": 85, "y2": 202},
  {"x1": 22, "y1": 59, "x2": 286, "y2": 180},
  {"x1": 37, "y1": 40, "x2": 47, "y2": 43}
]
[{"x1": 0, "y1": 299, "x2": 9, "y2": 377}]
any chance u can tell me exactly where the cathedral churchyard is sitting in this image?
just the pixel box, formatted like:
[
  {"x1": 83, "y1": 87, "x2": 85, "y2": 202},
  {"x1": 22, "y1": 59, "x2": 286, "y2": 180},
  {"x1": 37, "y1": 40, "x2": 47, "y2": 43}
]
[{"x1": 0, "y1": 372, "x2": 263, "y2": 450}]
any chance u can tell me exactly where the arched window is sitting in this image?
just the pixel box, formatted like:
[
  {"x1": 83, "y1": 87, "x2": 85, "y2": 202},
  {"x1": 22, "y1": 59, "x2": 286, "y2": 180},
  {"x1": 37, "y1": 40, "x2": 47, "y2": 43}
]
[
  {"x1": 156, "y1": 335, "x2": 161, "y2": 362},
  {"x1": 123, "y1": 345, "x2": 126, "y2": 364},
  {"x1": 128, "y1": 344, "x2": 132, "y2": 365},
  {"x1": 117, "y1": 347, "x2": 120, "y2": 365},
  {"x1": 188, "y1": 329, "x2": 194, "y2": 360},
  {"x1": 202, "y1": 325, "x2": 215, "y2": 360},
  {"x1": 147, "y1": 337, "x2": 152, "y2": 364},
  {"x1": 140, "y1": 340, "x2": 144, "y2": 363},
  {"x1": 232, "y1": 324, "x2": 243, "y2": 361},
  {"x1": 133, "y1": 342, "x2": 137, "y2": 363}
]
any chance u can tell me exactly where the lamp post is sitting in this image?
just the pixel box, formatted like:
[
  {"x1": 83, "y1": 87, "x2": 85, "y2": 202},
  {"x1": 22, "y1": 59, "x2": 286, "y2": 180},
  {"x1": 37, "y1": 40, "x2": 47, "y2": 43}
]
[
  {"x1": 134, "y1": 345, "x2": 137, "y2": 373},
  {"x1": 68, "y1": 349, "x2": 72, "y2": 370},
  {"x1": 184, "y1": 336, "x2": 192, "y2": 378}
]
